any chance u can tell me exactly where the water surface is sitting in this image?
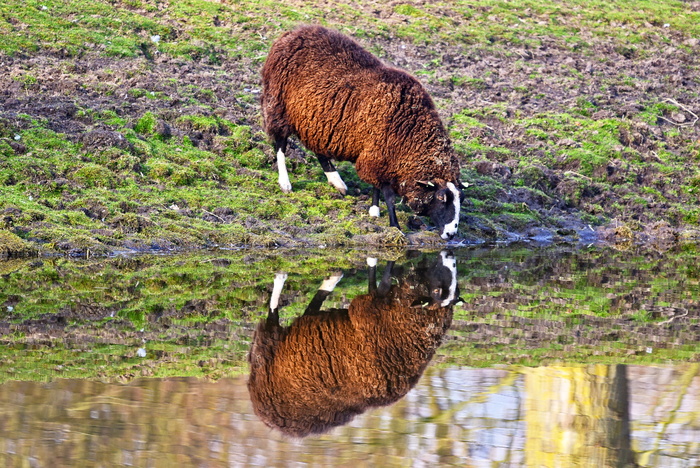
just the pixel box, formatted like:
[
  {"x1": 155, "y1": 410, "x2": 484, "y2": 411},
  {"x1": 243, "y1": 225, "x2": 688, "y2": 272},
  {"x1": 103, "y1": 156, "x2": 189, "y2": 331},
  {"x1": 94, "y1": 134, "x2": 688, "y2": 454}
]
[
  {"x1": 1, "y1": 245, "x2": 699, "y2": 466},
  {"x1": 1, "y1": 365, "x2": 698, "y2": 467}
]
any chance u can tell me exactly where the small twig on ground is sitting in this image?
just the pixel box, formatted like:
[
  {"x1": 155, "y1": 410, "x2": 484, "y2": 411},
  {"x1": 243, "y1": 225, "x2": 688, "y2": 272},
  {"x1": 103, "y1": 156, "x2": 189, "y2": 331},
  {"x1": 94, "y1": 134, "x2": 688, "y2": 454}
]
[
  {"x1": 563, "y1": 170, "x2": 592, "y2": 181},
  {"x1": 201, "y1": 209, "x2": 225, "y2": 222},
  {"x1": 662, "y1": 98, "x2": 699, "y2": 127},
  {"x1": 657, "y1": 310, "x2": 689, "y2": 325}
]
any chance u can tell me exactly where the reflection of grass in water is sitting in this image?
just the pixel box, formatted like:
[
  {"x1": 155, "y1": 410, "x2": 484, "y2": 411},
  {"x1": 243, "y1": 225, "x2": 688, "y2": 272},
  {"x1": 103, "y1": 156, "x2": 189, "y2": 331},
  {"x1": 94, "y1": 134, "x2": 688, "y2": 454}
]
[
  {"x1": 1, "y1": 245, "x2": 700, "y2": 382},
  {"x1": 0, "y1": 249, "x2": 399, "y2": 382},
  {"x1": 437, "y1": 339, "x2": 700, "y2": 368},
  {"x1": 2, "y1": 341, "x2": 251, "y2": 382},
  {"x1": 445, "y1": 244, "x2": 700, "y2": 366}
]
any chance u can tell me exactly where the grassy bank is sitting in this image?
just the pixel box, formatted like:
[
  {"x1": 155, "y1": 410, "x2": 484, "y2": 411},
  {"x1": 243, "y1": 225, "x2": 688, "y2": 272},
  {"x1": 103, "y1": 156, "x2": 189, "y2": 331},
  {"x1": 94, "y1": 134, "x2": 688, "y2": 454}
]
[{"x1": 1, "y1": 0, "x2": 699, "y2": 255}]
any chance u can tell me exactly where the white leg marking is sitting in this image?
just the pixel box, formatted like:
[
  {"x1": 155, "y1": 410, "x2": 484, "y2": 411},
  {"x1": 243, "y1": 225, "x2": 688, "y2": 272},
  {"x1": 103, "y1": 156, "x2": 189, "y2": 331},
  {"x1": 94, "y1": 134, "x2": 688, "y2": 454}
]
[
  {"x1": 368, "y1": 205, "x2": 380, "y2": 217},
  {"x1": 441, "y1": 182, "x2": 461, "y2": 240},
  {"x1": 270, "y1": 272, "x2": 288, "y2": 310},
  {"x1": 277, "y1": 148, "x2": 292, "y2": 193},
  {"x1": 325, "y1": 171, "x2": 347, "y2": 195},
  {"x1": 319, "y1": 273, "x2": 343, "y2": 292},
  {"x1": 366, "y1": 257, "x2": 378, "y2": 267},
  {"x1": 440, "y1": 251, "x2": 458, "y2": 307}
]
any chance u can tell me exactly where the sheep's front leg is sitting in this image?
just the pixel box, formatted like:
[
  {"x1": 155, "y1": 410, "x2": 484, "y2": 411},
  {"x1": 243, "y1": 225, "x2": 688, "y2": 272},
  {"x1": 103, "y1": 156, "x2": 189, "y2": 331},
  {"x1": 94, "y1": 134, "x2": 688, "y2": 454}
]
[
  {"x1": 274, "y1": 137, "x2": 292, "y2": 193},
  {"x1": 317, "y1": 154, "x2": 347, "y2": 195},
  {"x1": 369, "y1": 187, "x2": 380, "y2": 218}
]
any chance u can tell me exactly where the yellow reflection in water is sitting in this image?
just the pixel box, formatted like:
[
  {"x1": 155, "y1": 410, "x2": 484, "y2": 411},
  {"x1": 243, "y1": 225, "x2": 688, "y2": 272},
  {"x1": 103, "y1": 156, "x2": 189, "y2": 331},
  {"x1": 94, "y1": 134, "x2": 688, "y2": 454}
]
[{"x1": 524, "y1": 364, "x2": 634, "y2": 468}]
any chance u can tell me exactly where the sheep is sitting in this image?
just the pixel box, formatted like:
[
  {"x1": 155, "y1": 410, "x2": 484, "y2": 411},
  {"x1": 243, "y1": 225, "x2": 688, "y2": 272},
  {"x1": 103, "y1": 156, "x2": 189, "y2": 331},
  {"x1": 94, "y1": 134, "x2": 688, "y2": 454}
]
[
  {"x1": 247, "y1": 251, "x2": 460, "y2": 437},
  {"x1": 261, "y1": 25, "x2": 464, "y2": 240}
]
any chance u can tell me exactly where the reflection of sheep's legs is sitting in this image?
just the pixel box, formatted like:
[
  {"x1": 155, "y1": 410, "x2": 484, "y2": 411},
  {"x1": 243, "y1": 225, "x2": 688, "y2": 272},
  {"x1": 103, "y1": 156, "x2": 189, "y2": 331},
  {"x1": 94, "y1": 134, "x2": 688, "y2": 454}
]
[
  {"x1": 274, "y1": 137, "x2": 293, "y2": 193},
  {"x1": 306, "y1": 273, "x2": 343, "y2": 315},
  {"x1": 319, "y1": 273, "x2": 343, "y2": 292},
  {"x1": 270, "y1": 272, "x2": 288, "y2": 312},
  {"x1": 368, "y1": 259, "x2": 394, "y2": 295},
  {"x1": 377, "y1": 261, "x2": 395, "y2": 296},
  {"x1": 369, "y1": 188, "x2": 380, "y2": 218},
  {"x1": 368, "y1": 258, "x2": 377, "y2": 293},
  {"x1": 317, "y1": 155, "x2": 347, "y2": 195}
]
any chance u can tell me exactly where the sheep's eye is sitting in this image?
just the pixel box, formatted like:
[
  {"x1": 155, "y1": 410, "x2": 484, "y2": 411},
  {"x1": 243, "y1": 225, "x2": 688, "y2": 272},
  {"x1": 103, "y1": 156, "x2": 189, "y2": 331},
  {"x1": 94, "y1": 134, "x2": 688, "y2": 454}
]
[{"x1": 433, "y1": 288, "x2": 442, "y2": 295}]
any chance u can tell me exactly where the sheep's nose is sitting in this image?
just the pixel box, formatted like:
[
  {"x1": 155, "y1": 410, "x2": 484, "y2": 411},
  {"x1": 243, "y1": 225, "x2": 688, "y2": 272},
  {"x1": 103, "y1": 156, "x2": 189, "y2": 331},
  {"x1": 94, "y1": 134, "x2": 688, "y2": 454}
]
[{"x1": 442, "y1": 232, "x2": 455, "y2": 241}]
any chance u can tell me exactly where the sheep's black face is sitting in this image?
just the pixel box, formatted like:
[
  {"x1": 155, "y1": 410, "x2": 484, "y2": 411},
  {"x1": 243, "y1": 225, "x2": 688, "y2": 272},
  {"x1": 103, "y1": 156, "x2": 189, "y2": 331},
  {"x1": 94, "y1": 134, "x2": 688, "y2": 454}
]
[{"x1": 420, "y1": 182, "x2": 463, "y2": 240}]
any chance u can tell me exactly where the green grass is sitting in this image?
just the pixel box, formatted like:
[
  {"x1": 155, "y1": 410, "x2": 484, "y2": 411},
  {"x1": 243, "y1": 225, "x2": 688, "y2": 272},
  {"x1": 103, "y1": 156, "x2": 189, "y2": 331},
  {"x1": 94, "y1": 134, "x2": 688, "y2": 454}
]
[
  {"x1": 2, "y1": 246, "x2": 699, "y2": 381},
  {"x1": 3, "y1": 0, "x2": 700, "y2": 58},
  {"x1": 1, "y1": 0, "x2": 700, "y2": 252},
  {"x1": 0, "y1": 120, "x2": 384, "y2": 253}
]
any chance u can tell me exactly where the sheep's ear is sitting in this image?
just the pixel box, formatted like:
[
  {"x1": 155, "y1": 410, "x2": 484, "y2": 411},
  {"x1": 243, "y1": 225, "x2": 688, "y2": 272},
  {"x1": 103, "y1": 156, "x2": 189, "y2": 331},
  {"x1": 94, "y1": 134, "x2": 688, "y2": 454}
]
[
  {"x1": 416, "y1": 180, "x2": 437, "y2": 190},
  {"x1": 457, "y1": 180, "x2": 469, "y2": 189}
]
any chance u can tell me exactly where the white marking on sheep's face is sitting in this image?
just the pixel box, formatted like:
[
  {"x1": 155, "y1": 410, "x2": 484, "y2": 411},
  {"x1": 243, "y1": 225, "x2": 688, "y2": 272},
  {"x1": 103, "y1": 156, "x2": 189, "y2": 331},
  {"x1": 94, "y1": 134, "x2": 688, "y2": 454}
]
[
  {"x1": 277, "y1": 149, "x2": 292, "y2": 193},
  {"x1": 424, "y1": 182, "x2": 462, "y2": 240},
  {"x1": 324, "y1": 171, "x2": 347, "y2": 195},
  {"x1": 442, "y1": 183, "x2": 462, "y2": 239}
]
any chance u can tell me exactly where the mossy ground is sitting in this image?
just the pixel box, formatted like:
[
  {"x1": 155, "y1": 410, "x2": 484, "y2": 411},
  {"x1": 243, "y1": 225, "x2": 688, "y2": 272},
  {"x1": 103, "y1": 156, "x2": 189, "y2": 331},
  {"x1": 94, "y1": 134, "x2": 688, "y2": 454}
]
[{"x1": 1, "y1": 0, "x2": 699, "y2": 255}]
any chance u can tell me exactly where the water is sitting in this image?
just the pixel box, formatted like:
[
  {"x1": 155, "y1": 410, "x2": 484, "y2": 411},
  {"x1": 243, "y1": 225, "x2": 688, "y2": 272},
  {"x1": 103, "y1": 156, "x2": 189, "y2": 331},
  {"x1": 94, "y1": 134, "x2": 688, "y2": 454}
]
[{"x1": 1, "y1": 245, "x2": 699, "y2": 466}]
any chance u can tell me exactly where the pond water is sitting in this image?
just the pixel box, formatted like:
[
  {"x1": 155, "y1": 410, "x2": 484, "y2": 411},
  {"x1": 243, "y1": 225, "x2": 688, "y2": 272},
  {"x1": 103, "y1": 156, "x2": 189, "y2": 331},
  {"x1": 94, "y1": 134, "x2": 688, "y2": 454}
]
[{"x1": 1, "y1": 245, "x2": 699, "y2": 467}]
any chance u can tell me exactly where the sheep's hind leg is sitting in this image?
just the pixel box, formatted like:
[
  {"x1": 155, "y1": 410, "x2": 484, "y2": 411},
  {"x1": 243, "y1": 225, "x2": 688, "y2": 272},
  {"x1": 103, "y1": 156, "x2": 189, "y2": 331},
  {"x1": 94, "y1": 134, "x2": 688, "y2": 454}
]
[
  {"x1": 317, "y1": 154, "x2": 347, "y2": 195},
  {"x1": 369, "y1": 188, "x2": 380, "y2": 217},
  {"x1": 381, "y1": 184, "x2": 400, "y2": 229},
  {"x1": 274, "y1": 137, "x2": 292, "y2": 193}
]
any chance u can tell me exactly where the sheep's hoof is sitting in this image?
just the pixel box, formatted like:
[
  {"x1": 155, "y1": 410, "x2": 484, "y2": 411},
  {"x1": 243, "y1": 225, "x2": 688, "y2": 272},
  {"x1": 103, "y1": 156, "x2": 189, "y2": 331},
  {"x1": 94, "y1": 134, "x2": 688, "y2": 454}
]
[
  {"x1": 368, "y1": 205, "x2": 380, "y2": 217},
  {"x1": 279, "y1": 182, "x2": 293, "y2": 193},
  {"x1": 325, "y1": 171, "x2": 347, "y2": 195},
  {"x1": 319, "y1": 273, "x2": 343, "y2": 292},
  {"x1": 274, "y1": 272, "x2": 288, "y2": 284}
]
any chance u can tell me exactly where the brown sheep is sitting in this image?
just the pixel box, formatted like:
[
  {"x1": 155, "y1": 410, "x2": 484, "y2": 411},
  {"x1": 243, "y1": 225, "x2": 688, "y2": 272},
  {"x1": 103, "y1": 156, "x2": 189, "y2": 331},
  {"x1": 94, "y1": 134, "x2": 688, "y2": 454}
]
[
  {"x1": 247, "y1": 252, "x2": 460, "y2": 437},
  {"x1": 261, "y1": 26, "x2": 464, "y2": 240}
]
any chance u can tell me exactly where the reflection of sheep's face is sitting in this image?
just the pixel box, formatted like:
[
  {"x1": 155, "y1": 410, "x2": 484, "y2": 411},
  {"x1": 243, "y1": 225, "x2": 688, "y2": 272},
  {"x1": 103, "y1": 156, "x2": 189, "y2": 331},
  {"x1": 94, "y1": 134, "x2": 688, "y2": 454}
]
[
  {"x1": 421, "y1": 182, "x2": 463, "y2": 240},
  {"x1": 425, "y1": 251, "x2": 459, "y2": 307}
]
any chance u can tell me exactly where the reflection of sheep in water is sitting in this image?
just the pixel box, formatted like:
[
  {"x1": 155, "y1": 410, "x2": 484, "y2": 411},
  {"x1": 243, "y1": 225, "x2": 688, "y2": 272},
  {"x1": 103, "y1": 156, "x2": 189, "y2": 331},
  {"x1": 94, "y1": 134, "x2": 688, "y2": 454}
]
[
  {"x1": 261, "y1": 26, "x2": 464, "y2": 240},
  {"x1": 247, "y1": 252, "x2": 460, "y2": 437}
]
